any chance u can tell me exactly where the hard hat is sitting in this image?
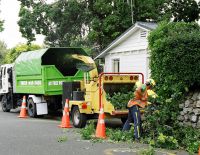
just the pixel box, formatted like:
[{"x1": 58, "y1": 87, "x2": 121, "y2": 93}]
[{"x1": 146, "y1": 79, "x2": 156, "y2": 87}]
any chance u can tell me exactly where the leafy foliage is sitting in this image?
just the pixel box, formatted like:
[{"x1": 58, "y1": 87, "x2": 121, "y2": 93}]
[
  {"x1": 164, "y1": 0, "x2": 200, "y2": 22},
  {"x1": 144, "y1": 21, "x2": 200, "y2": 153},
  {"x1": 138, "y1": 147, "x2": 155, "y2": 155},
  {"x1": 173, "y1": 126, "x2": 200, "y2": 153},
  {"x1": 149, "y1": 21, "x2": 200, "y2": 103},
  {"x1": 0, "y1": 40, "x2": 7, "y2": 64},
  {"x1": 106, "y1": 127, "x2": 135, "y2": 142},
  {"x1": 17, "y1": 0, "x2": 175, "y2": 53},
  {"x1": 106, "y1": 86, "x2": 135, "y2": 110},
  {"x1": 0, "y1": 19, "x2": 3, "y2": 32},
  {"x1": 57, "y1": 135, "x2": 67, "y2": 143},
  {"x1": 18, "y1": 0, "x2": 87, "y2": 46},
  {"x1": 4, "y1": 44, "x2": 41, "y2": 63},
  {"x1": 80, "y1": 121, "x2": 95, "y2": 140},
  {"x1": 17, "y1": 0, "x2": 199, "y2": 53},
  {"x1": 154, "y1": 133, "x2": 178, "y2": 149}
]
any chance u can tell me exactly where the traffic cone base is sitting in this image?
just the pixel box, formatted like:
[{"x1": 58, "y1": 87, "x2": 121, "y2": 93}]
[
  {"x1": 58, "y1": 99, "x2": 72, "y2": 128},
  {"x1": 58, "y1": 113, "x2": 72, "y2": 128},
  {"x1": 18, "y1": 96, "x2": 28, "y2": 118},
  {"x1": 95, "y1": 108, "x2": 106, "y2": 139}
]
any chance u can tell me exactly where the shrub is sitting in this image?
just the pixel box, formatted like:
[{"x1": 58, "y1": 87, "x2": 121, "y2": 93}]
[
  {"x1": 106, "y1": 127, "x2": 134, "y2": 142},
  {"x1": 80, "y1": 122, "x2": 95, "y2": 140},
  {"x1": 106, "y1": 85, "x2": 135, "y2": 109},
  {"x1": 149, "y1": 21, "x2": 200, "y2": 101},
  {"x1": 143, "y1": 21, "x2": 200, "y2": 153}
]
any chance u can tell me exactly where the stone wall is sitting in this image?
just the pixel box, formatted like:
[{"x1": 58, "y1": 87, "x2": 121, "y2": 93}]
[{"x1": 178, "y1": 91, "x2": 200, "y2": 128}]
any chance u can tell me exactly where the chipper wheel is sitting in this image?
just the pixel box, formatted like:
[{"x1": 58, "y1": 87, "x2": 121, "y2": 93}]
[{"x1": 71, "y1": 106, "x2": 87, "y2": 128}]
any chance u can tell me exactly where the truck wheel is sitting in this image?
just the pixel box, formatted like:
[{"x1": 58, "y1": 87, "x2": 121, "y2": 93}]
[
  {"x1": 27, "y1": 98, "x2": 37, "y2": 117},
  {"x1": 1, "y1": 95, "x2": 10, "y2": 112},
  {"x1": 71, "y1": 106, "x2": 87, "y2": 128}
]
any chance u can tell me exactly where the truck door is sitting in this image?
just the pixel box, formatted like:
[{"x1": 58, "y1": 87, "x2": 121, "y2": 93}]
[
  {"x1": 0, "y1": 67, "x2": 2, "y2": 89},
  {"x1": 0, "y1": 66, "x2": 9, "y2": 93}
]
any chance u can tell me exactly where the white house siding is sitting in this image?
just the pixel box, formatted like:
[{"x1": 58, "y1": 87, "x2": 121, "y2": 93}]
[
  {"x1": 109, "y1": 29, "x2": 149, "y2": 54},
  {"x1": 104, "y1": 29, "x2": 150, "y2": 81},
  {"x1": 104, "y1": 50, "x2": 149, "y2": 81}
]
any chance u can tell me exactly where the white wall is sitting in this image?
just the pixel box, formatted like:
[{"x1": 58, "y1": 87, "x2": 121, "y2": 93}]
[
  {"x1": 109, "y1": 29, "x2": 149, "y2": 53},
  {"x1": 104, "y1": 28, "x2": 150, "y2": 81},
  {"x1": 104, "y1": 50, "x2": 149, "y2": 81}
]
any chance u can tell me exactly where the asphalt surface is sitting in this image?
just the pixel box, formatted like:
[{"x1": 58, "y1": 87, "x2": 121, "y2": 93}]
[{"x1": 0, "y1": 106, "x2": 190, "y2": 155}]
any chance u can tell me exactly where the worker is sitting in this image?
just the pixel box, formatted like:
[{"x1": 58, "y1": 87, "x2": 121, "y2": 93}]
[{"x1": 122, "y1": 78, "x2": 156, "y2": 141}]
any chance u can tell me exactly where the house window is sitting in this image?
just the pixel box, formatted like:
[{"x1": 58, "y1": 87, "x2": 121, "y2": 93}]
[
  {"x1": 140, "y1": 30, "x2": 147, "y2": 38},
  {"x1": 112, "y1": 59, "x2": 120, "y2": 72}
]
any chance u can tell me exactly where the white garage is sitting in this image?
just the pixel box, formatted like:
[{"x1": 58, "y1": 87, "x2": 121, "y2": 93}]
[{"x1": 95, "y1": 22, "x2": 157, "y2": 81}]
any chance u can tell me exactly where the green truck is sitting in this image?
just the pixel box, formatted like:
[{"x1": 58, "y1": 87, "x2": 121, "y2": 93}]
[{"x1": 0, "y1": 47, "x2": 95, "y2": 118}]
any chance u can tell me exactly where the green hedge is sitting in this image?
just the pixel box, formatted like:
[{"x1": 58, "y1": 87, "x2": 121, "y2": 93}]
[
  {"x1": 145, "y1": 21, "x2": 200, "y2": 153},
  {"x1": 149, "y1": 22, "x2": 200, "y2": 99}
]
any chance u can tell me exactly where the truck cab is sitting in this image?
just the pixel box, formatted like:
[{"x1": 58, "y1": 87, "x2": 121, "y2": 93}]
[
  {"x1": 0, "y1": 64, "x2": 14, "y2": 112},
  {"x1": 0, "y1": 64, "x2": 13, "y2": 93}
]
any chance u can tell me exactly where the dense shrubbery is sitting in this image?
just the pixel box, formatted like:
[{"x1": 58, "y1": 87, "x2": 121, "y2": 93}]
[{"x1": 145, "y1": 21, "x2": 200, "y2": 153}]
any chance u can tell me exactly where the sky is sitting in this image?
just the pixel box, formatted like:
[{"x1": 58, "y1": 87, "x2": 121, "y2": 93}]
[
  {"x1": 0, "y1": 0, "x2": 200, "y2": 48},
  {"x1": 0, "y1": 0, "x2": 55, "y2": 48}
]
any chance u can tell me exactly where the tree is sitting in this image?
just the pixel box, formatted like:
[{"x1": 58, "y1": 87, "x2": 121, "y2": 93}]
[
  {"x1": 130, "y1": 0, "x2": 168, "y2": 22},
  {"x1": 0, "y1": 20, "x2": 3, "y2": 32},
  {"x1": 4, "y1": 44, "x2": 41, "y2": 63},
  {"x1": 18, "y1": 0, "x2": 169, "y2": 53},
  {"x1": 18, "y1": 0, "x2": 199, "y2": 54},
  {"x1": 164, "y1": 0, "x2": 200, "y2": 22},
  {"x1": 0, "y1": 40, "x2": 7, "y2": 64},
  {"x1": 0, "y1": 0, "x2": 4, "y2": 32},
  {"x1": 18, "y1": 0, "x2": 87, "y2": 46},
  {"x1": 87, "y1": 0, "x2": 132, "y2": 51}
]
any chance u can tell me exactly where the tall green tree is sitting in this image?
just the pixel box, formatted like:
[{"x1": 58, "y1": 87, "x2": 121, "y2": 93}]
[
  {"x1": 18, "y1": 0, "x2": 169, "y2": 52},
  {"x1": 18, "y1": 0, "x2": 87, "y2": 46},
  {"x1": 4, "y1": 44, "x2": 41, "y2": 63},
  {"x1": 0, "y1": 20, "x2": 3, "y2": 32},
  {"x1": 0, "y1": 0, "x2": 4, "y2": 32},
  {"x1": 0, "y1": 40, "x2": 7, "y2": 64},
  {"x1": 18, "y1": 0, "x2": 199, "y2": 54},
  {"x1": 164, "y1": 0, "x2": 200, "y2": 22},
  {"x1": 87, "y1": 0, "x2": 132, "y2": 51},
  {"x1": 131, "y1": 0, "x2": 168, "y2": 22}
]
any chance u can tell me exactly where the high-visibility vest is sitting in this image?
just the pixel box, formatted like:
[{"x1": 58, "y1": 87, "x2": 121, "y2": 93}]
[{"x1": 127, "y1": 86, "x2": 148, "y2": 108}]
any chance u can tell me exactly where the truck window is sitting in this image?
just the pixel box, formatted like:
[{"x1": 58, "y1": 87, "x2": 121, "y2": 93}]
[
  {"x1": 3, "y1": 67, "x2": 6, "y2": 78},
  {"x1": 0, "y1": 67, "x2": 2, "y2": 77}
]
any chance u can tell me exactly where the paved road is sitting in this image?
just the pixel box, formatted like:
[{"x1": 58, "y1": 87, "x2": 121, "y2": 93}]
[{"x1": 0, "y1": 106, "x2": 189, "y2": 155}]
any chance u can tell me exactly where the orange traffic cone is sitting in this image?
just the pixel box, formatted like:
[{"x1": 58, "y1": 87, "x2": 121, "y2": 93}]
[
  {"x1": 58, "y1": 99, "x2": 72, "y2": 128},
  {"x1": 18, "y1": 96, "x2": 28, "y2": 118},
  {"x1": 95, "y1": 108, "x2": 106, "y2": 138},
  {"x1": 198, "y1": 146, "x2": 200, "y2": 155}
]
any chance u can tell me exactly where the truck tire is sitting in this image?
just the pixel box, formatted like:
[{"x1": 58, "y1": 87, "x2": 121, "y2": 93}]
[
  {"x1": 71, "y1": 106, "x2": 87, "y2": 128},
  {"x1": 1, "y1": 95, "x2": 11, "y2": 112},
  {"x1": 27, "y1": 98, "x2": 37, "y2": 118}
]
